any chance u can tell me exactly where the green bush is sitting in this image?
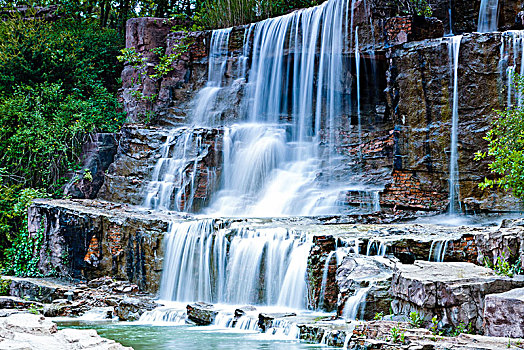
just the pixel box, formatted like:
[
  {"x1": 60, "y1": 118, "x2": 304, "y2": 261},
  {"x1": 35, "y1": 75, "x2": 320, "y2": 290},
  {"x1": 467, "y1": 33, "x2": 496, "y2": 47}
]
[
  {"x1": 197, "y1": 0, "x2": 322, "y2": 29},
  {"x1": 0, "y1": 82, "x2": 125, "y2": 193},
  {"x1": 475, "y1": 74, "x2": 524, "y2": 199},
  {"x1": 0, "y1": 13, "x2": 125, "y2": 275}
]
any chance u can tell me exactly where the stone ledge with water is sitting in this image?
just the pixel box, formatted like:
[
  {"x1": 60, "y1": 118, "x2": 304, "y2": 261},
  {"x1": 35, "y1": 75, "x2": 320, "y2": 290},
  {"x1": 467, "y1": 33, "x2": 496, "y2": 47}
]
[{"x1": 9, "y1": 0, "x2": 524, "y2": 348}]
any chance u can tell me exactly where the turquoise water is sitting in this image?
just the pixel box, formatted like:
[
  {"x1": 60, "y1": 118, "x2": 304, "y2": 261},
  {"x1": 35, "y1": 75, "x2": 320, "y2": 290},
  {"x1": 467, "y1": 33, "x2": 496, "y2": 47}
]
[{"x1": 59, "y1": 322, "x2": 336, "y2": 350}]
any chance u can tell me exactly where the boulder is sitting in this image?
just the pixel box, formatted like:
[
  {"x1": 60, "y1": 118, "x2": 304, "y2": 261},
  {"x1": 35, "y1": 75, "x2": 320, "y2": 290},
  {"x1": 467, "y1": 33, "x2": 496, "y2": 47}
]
[
  {"x1": 114, "y1": 296, "x2": 157, "y2": 321},
  {"x1": 258, "y1": 312, "x2": 296, "y2": 332},
  {"x1": 483, "y1": 287, "x2": 524, "y2": 338},
  {"x1": 0, "y1": 312, "x2": 131, "y2": 349},
  {"x1": 390, "y1": 261, "x2": 524, "y2": 331},
  {"x1": 186, "y1": 302, "x2": 218, "y2": 326},
  {"x1": 336, "y1": 254, "x2": 396, "y2": 319},
  {"x1": 63, "y1": 133, "x2": 118, "y2": 200},
  {"x1": 0, "y1": 297, "x2": 42, "y2": 311}
]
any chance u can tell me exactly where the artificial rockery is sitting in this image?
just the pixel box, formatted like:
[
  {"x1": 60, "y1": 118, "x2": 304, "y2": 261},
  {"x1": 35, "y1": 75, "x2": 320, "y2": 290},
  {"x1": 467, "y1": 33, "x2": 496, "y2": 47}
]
[{"x1": 3, "y1": 0, "x2": 524, "y2": 348}]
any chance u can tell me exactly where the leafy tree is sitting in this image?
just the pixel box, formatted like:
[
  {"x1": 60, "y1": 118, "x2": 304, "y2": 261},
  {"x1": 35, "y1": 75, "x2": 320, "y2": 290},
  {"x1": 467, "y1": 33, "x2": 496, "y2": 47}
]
[
  {"x1": 475, "y1": 74, "x2": 524, "y2": 199},
  {"x1": 0, "y1": 7, "x2": 126, "y2": 274}
]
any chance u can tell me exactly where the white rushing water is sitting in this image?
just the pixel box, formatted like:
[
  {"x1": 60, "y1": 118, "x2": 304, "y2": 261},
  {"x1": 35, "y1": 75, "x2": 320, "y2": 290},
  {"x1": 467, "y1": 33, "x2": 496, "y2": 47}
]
[
  {"x1": 478, "y1": 0, "x2": 499, "y2": 33},
  {"x1": 428, "y1": 240, "x2": 449, "y2": 262},
  {"x1": 194, "y1": 28, "x2": 232, "y2": 126},
  {"x1": 159, "y1": 220, "x2": 311, "y2": 309},
  {"x1": 343, "y1": 286, "x2": 370, "y2": 320},
  {"x1": 143, "y1": 0, "x2": 378, "y2": 326},
  {"x1": 202, "y1": 0, "x2": 357, "y2": 217},
  {"x1": 142, "y1": 0, "x2": 383, "y2": 217},
  {"x1": 448, "y1": 35, "x2": 462, "y2": 215},
  {"x1": 500, "y1": 31, "x2": 524, "y2": 108}
]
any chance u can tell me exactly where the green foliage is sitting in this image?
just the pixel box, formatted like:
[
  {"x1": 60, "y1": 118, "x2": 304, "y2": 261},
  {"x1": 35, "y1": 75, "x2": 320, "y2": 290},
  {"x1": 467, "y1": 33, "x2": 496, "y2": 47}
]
[
  {"x1": 389, "y1": 326, "x2": 405, "y2": 344},
  {"x1": 83, "y1": 169, "x2": 93, "y2": 182},
  {"x1": 0, "y1": 82, "x2": 125, "y2": 193},
  {"x1": 197, "y1": 0, "x2": 321, "y2": 29},
  {"x1": 27, "y1": 304, "x2": 43, "y2": 315},
  {"x1": 409, "y1": 311, "x2": 424, "y2": 328},
  {"x1": 475, "y1": 74, "x2": 524, "y2": 199},
  {"x1": 0, "y1": 12, "x2": 125, "y2": 273},
  {"x1": 0, "y1": 278, "x2": 10, "y2": 295},
  {"x1": 0, "y1": 187, "x2": 46, "y2": 276},
  {"x1": 0, "y1": 16, "x2": 123, "y2": 95},
  {"x1": 430, "y1": 316, "x2": 442, "y2": 336},
  {"x1": 484, "y1": 251, "x2": 522, "y2": 278},
  {"x1": 116, "y1": 39, "x2": 193, "y2": 121},
  {"x1": 394, "y1": 0, "x2": 433, "y2": 17},
  {"x1": 374, "y1": 312, "x2": 384, "y2": 320},
  {"x1": 447, "y1": 322, "x2": 473, "y2": 337}
]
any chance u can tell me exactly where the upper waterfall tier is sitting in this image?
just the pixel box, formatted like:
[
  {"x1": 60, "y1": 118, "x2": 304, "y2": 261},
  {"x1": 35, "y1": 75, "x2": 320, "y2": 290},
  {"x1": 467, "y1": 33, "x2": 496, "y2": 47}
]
[{"x1": 96, "y1": 0, "x2": 524, "y2": 215}]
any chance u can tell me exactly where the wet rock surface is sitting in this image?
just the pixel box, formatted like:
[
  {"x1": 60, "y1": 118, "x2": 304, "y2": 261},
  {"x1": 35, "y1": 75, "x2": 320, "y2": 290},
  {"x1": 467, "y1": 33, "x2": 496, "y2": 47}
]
[
  {"x1": 186, "y1": 302, "x2": 219, "y2": 325},
  {"x1": 114, "y1": 296, "x2": 158, "y2": 321},
  {"x1": 0, "y1": 312, "x2": 131, "y2": 349},
  {"x1": 28, "y1": 198, "x2": 175, "y2": 292},
  {"x1": 336, "y1": 254, "x2": 395, "y2": 319},
  {"x1": 98, "y1": 125, "x2": 224, "y2": 212}
]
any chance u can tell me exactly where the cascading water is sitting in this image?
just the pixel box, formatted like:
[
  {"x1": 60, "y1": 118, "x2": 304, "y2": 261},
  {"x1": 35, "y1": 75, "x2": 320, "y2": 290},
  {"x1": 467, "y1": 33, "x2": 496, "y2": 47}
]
[
  {"x1": 478, "y1": 0, "x2": 499, "y2": 33},
  {"x1": 159, "y1": 220, "x2": 311, "y2": 309},
  {"x1": 145, "y1": 0, "x2": 380, "y2": 327},
  {"x1": 343, "y1": 286, "x2": 371, "y2": 320},
  {"x1": 193, "y1": 28, "x2": 232, "y2": 126},
  {"x1": 448, "y1": 35, "x2": 462, "y2": 215},
  {"x1": 428, "y1": 240, "x2": 449, "y2": 262},
  {"x1": 199, "y1": 0, "x2": 376, "y2": 217},
  {"x1": 500, "y1": 31, "x2": 524, "y2": 108},
  {"x1": 142, "y1": 128, "x2": 205, "y2": 211}
]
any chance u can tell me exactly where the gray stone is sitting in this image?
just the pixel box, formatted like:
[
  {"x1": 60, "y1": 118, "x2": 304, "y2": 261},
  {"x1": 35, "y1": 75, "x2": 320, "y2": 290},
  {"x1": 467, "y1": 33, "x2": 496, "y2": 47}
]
[
  {"x1": 483, "y1": 287, "x2": 524, "y2": 338},
  {"x1": 186, "y1": 302, "x2": 218, "y2": 326},
  {"x1": 336, "y1": 254, "x2": 395, "y2": 319},
  {"x1": 390, "y1": 261, "x2": 524, "y2": 331},
  {"x1": 0, "y1": 312, "x2": 131, "y2": 349},
  {"x1": 114, "y1": 296, "x2": 157, "y2": 321},
  {"x1": 258, "y1": 312, "x2": 296, "y2": 332}
]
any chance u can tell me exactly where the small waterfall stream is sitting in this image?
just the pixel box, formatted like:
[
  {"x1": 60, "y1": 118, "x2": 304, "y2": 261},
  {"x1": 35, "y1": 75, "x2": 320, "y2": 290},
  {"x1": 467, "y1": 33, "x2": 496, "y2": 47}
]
[
  {"x1": 448, "y1": 35, "x2": 463, "y2": 215},
  {"x1": 478, "y1": 0, "x2": 499, "y2": 33}
]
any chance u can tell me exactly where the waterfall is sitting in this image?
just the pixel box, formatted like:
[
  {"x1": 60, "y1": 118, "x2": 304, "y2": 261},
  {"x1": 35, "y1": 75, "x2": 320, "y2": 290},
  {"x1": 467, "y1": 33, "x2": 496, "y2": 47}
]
[
  {"x1": 478, "y1": 0, "x2": 499, "y2": 33},
  {"x1": 448, "y1": 35, "x2": 462, "y2": 215},
  {"x1": 355, "y1": 26, "x2": 362, "y2": 165},
  {"x1": 318, "y1": 251, "x2": 336, "y2": 308},
  {"x1": 428, "y1": 240, "x2": 449, "y2": 262},
  {"x1": 194, "y1": 28, "x2": 232, "y2": 126},
  {"x1": 200, "y1": 0, "x2": 363, "y2": 217},
  {"x1": 343, "y1": 286, "x2": 370, "y2": 320},
  {"x1": 142, "y1": 128, "x2": 205, "y2": 211},
  {"x1": 501, "y1": 31, "x2": 524, "y2": 108},
  {"x1": 158, "y1": 220, "x2": 311, "y2": 308}
]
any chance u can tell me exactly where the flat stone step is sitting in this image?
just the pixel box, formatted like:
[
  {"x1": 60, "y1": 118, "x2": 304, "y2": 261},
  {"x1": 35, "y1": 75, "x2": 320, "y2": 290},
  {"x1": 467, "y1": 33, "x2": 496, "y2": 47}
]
[
  {"x1": 484, "y1": 287, "x2": 524, "y2": 338},
  {"x1": 390, "y1": 261, "x2": 524, "y2": 331}
]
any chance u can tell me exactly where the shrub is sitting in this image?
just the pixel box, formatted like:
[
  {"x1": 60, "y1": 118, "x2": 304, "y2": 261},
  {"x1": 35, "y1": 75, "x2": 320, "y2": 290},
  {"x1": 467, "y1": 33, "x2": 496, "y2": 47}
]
[{"x1": 475, "y1": 74, "x2": 524, "y2": 199}]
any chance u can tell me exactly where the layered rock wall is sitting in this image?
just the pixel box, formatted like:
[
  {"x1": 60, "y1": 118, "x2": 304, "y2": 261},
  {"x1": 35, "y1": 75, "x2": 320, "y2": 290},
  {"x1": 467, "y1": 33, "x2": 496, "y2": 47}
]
[{"x1": 28, "y1": 199, "x2": 172, "y2": 293}]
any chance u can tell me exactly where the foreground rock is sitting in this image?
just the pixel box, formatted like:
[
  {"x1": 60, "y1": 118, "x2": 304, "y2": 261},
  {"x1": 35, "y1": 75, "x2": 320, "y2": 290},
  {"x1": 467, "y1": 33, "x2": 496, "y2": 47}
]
[
  {"x1": 186, "y1": 302, "x2": 218, "y2": 325},
  {"x1": 114, "y1": 296, "x2": 158, "y2": 321},
  {"x1": 390, "y1": 261, "x2": 524, "y2": 331},
  {"x1": 484, "y1": 287, "x2": 524, "y2": 338},
  {"x1": 0, "y1": 312, "x2": 131, "y2": 349},
  {"x1": 336, "y1": 254, "x2": 395, "y2": 319}
]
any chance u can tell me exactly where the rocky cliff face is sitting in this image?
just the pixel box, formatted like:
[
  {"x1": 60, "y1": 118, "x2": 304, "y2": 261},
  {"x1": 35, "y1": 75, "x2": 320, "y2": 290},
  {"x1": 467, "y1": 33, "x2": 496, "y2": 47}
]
[{"x1": 28, "y1": 199, "x2": 176, "y2": 292}]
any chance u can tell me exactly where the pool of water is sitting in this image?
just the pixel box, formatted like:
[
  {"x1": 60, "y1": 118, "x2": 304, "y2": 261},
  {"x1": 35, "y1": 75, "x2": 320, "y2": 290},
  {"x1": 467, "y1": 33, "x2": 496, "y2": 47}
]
[{"x1": 58, "y1": 322, "x2": 337, "y2": 350}]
